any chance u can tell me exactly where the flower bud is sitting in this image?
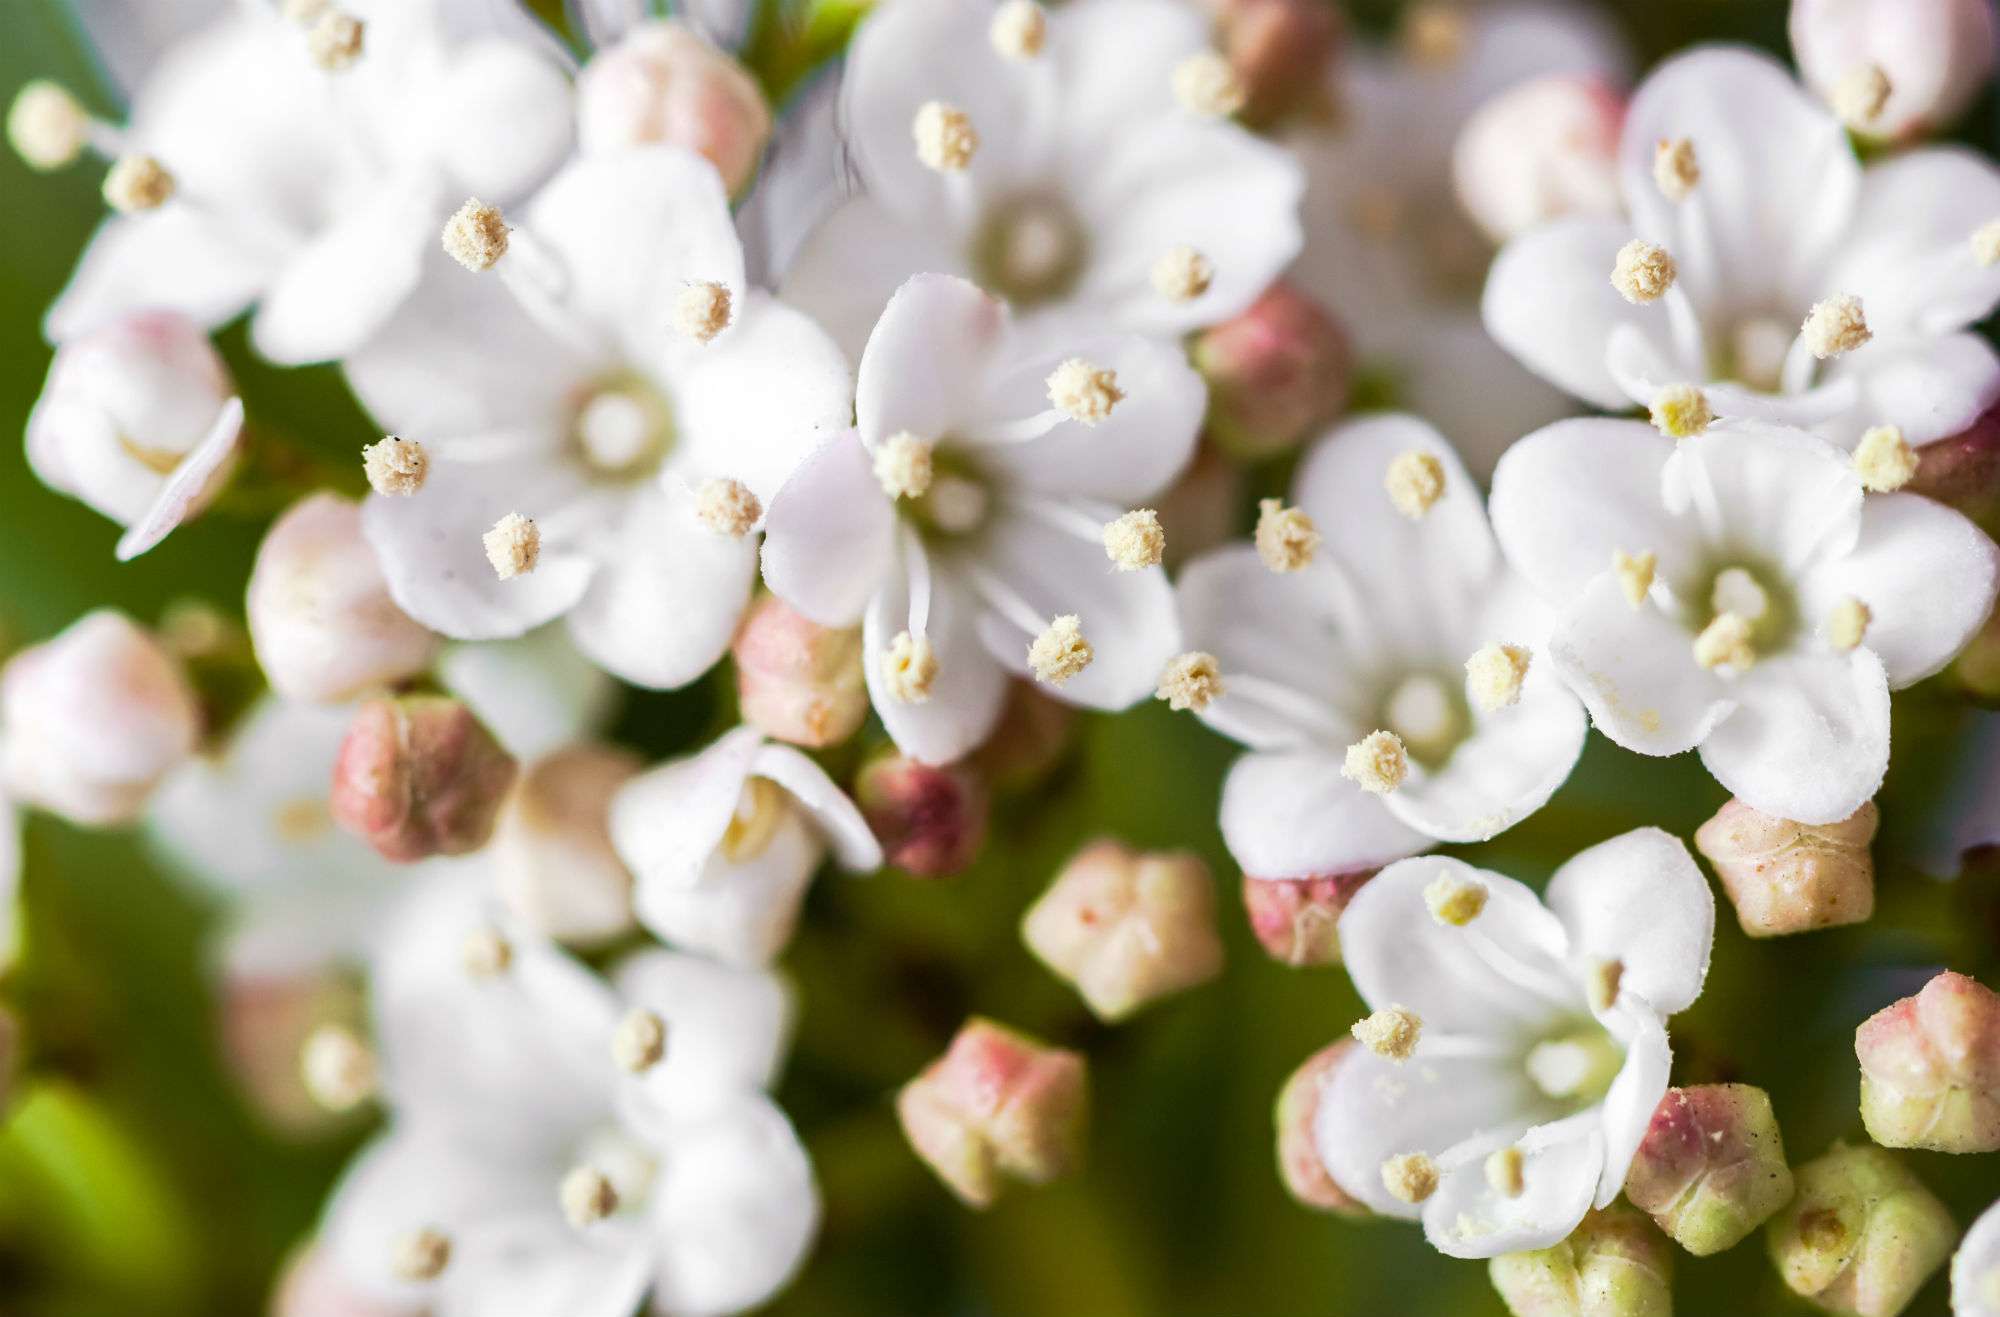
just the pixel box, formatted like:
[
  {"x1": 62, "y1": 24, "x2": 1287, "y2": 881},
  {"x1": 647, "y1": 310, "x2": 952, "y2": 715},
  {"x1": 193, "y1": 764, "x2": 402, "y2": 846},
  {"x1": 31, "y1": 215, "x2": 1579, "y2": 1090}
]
[
  {"x1": 0, "y1": 610, "x2": 201, "y2": 826},
  {"x1": 218, "y1": 967, "x2": 368, "y2": 1135},
  {"x1": 1452, "y1": 74, "x2": 1625, "y2": 245},
  {"x1": 1908, "y1": 402, "x2": 2000, "y2": 537},
  {"x1": 895, "y1": 1017, "x2": 1088, "y2": 1208},
  {"x1": 248, "y1": 494, "x2": 438, "y2": 704},
  {"x1": 1623, "y1": 1084, "x2": 1795, "y2": 1256},
  {"x1": 854, "y1": 752, "x2": 988, "y2": 877},
  {"x1": 1489, "y1": 1205, "x2": 1674, "y2": 1317},
  {"x1": 1693, "y1": 797, "x2": 1877, "y2": 937},
  {"x1": 1855, "y1": 970, "x2": 2000, "y2": 1153},
  {"x1": 275, "y1": 1241, "x2": 423, "y2": 1317},
  {"x1": 329, "y1": 695, "x2": 518, "y2": 862},
  {"x1": 1790, "y1": 0, "x2": 1998, "y2": 140},
  {"x1": 576, "y1": 19, "x2": 773, "y2": 196},
  {"x1": 492, "y1": 744, "x2": 641, "y2": 944},
  {"x1": 731, "y1": 594, "x2": 867, "y2": 748},
  {"x1": 1765, "y1": 1143, "x2": 1955, "y2": 1317},
  {"x1": 1240, "y1": 869, "x2": 1375, "y2": 967},
  {"x1": 1190, "y1": 282, "x2": 1352, "y2": 461},
  {"x1": 1022, "y1": 840, "x2": 1225, "y2": 1021},
  {"x1": 1200, "y1": 0, "x2": 1343, "y2": 126},
  {"x1": 1274, "y1": 1041, "x2": 1368, "y2": 1215},
  {"x1": 969, "y1": 680, "x2": 1078, "y2": 790}
]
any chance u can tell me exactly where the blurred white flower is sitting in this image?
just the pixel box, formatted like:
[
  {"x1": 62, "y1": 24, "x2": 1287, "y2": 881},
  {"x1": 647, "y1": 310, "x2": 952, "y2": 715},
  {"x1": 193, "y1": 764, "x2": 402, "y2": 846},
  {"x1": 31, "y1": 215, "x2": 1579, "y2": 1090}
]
[
  {"x1": 1790, "y1": 0, "x2": 1998, "y2": 141},
  {"x1": 1958, "y1": 1198, "x2": 2000, "y2": 1317}
]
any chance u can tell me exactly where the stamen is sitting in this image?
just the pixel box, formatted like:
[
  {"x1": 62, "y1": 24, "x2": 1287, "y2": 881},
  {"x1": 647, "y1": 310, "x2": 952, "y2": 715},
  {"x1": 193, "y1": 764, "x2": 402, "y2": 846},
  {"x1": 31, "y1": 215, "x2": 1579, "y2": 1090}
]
[
  {"x1": 1381, "y1": 1152, "x2": 1439, "y2": 1205},
  {"x1": 1610, "y1": 240, "x2": 1676, "y2": 304},
  {"x1": 874, "y1": 432, "x2": 935, "y2": 501},
  {"x1": 1151, "y1": 245, "x2": 1214, "y2": 302},
  {"x1": 483, "y1": 513, "x2": 540, "y2": 580},
  {"x1": 1831, "y1": 63, "x2": 1891, "y2": 131},
  {"x1": 559, "y1": 1166, "x2": 619, "y2": 1229},
  {"x1": 1802, "y1": 295, "x2": 1871, "y2": 359},
  {"x1": 1401, "y1": 4, "x2": 1464, "y2": 67},
  {"x1": 1826, "y1": 596, "x2": 1871, "y2": 651},
  {"x1": 1156, "y1": 651, "x2": 1223, "y2": 712},
  {"x1": 1653, "y1": 138, "x2": 1699, "y2": 202},
  {"x1": 1613, "y1": 549, "x2": 1656, "y2": 608},
  {"x1": 306, "y1": 9, "x2": 365, "y2": 71},
  {"x1": 1172, "y1": 52, "x2": 1246, "y2": 118},
  {"x1": 1424, "y1": 873, "x2": 1489, "y2": 926},
  {"x1": 1852, "y1": 424, "x2": 1916, "y2": 491},
  {"x1": 882, "y1": 630, "x2": 938, "y2": 704},
  {"x1": 442, "y1": 198, "x2": 509, "y2": 271},
  {"x1": 1484, "y1": 1145, "x2": 1526, "y2": 1198},
  {"x1": 1046, "y1": 358, "x2": 1123, "y2": 425},
  {"x1": 300, "y1": 1024, "x2": 377, "y2": 1112},
  {"x1": 675, "y1": 281, "x2": 732, "y2": 343},
  {"x1": 1028, "y1": 614, "x2": 1093, "y2": 686},
  {"x1": 1351, "y1": 1005, "x2": 1422, "y2": 1061},
  {"x1": 611, "y1": 1009, "x2": 668, "y2": 1073},
  {"x1": 1465, "y1": 643, "x2": 1530, "y2": 713},
  {"x1": 1649, "y1": 383, "x2": 1712, "y2": 438},
  {"x1": 694, "y1": 477, "x2": 761, "y2": 537},
  {"x1": 7, "y1": 81, "x2": 88, "y2": 171},
  {"x1": 1693, "y1": 612, "x2": 1755, "y2": 671},
  {"x1": 461, "y1": 926, "x2": 514, "y2": 976},
  {"x1": 1973, "y1": 220, "x2": 2000, "y2": 268},
  {"x1": 1254, "y1": 498, "x2": 1320, "y2": 572},
  {"x1": 1102, "y1": 509, "x2": 1164, "y2": 570},
  {"x1": 391, "y1": 1228, "x2": 452, "y2": 1282},
  {"x1": 913, "y1": 101, "x2": 977, "y2": 172},
  {"x1": 1710, "y1": 567, "x2": 1769, "y2": 622},
  {"x1": 1341, "y1": 730, "x2": 1408, "y2": 795},
  {"x1": 1585, "y1": 957, "x2": 1624, "y2": 1013},
  {"x1": 362, "y1": 436, "x2": 427, "y2": 496},
  {"x1": 989, "y1": 0, "x2": 1047, "y2": 59},
  {"x1": 102, "y1": 154, "x2": 174, "y2": 213},
  {"x1": 1385, "y1": 450, "x2": 1446, "y2": 519}
]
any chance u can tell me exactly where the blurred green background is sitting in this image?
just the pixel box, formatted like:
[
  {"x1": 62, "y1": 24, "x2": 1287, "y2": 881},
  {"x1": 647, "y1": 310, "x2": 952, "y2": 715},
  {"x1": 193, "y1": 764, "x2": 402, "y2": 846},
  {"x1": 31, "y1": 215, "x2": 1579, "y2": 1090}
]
[{"x1": 1, "y1": 0, "x2": 1998, "y2": 1313}]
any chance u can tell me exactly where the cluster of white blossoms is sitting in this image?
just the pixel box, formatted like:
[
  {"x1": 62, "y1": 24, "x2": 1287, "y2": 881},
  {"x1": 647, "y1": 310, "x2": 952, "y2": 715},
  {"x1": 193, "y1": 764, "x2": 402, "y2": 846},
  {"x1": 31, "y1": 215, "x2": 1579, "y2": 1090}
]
[{"x1": 11, "y1": 0, "x2": 2000, "y2": 1311}]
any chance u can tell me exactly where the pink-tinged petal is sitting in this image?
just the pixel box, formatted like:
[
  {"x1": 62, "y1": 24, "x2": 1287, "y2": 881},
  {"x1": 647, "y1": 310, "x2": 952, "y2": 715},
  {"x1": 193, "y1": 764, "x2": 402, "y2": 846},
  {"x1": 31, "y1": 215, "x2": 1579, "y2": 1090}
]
[
  {"x1": 781, "y1": 196, "x2": 970, "y2": 365},
  {"x1": 1384, "y1": 680, "x2": 1587, "y2": 845},
  {"x1": 760, "y1": 430, "x2": 898, "y2": 629},
  {"x1": 1219, "y1": 751, "x2": 1430, "y2": 879},
  {"x1": 865, "y1": 562, "x2": 1009, "y2": 765},
  {"x1": 1822, "y1": 331, "x2": 2000, "y2": 450},
  {"x1": 610, "y1": 948, "x2": 790, "y2": 1127},
  {"x1": 749, "y1": 742, "x2": 883, "y2": 872},
  {"x1": 45, "y1": 212, "x2": 270, "y2": 344},
  {"x1": 250, "y1": 173, "x2": 437, "y2": 366},
  {"x1": 1548, "y1": 571, "x2": 1737, "y2": 756},
  {"x1": 1827, "y1": 147, "x2": 2000, "y2": 338},
  {"x1": 1424, "y1": 1111, "x2": 1606, "y2": 1258},
  {"x1": 1662, "y1": 424, "x2": 1863, "y2": 571},
  {"x1": 1544, "y1": 827, "x2": 1714, "y2": 1018},
  {"x1": 1697, "y1": 649, "x2": 1890, "y2": 826},
  {"x1": 1595, "y1": 1006, "x2": 1672, "y2": 1206},
  {"x1": 115, "y1": 395, "x2": 244, "y2": 560},
  {"x1": 609, "y1": 726, "x2": 763, "y2": 893},
  {"x1": 856, "y1": 274, "x2": 1008, "y2": 450},
  {"x1": 1483, "y1": 217, "x2": 1657, "y2": 411}
]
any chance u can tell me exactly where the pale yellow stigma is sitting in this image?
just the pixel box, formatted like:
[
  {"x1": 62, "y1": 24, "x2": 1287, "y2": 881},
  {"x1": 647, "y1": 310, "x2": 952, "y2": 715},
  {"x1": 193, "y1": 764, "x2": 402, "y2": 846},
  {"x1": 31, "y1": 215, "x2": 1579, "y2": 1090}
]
[
  {"x1": 1047, "y1": 358, "x2": 1123, "y2": 425},
  {"x1": 1401, "y1": 3, "x2": 1465, "y2": 67},
  {"x1": 1650, "y1": 383, "x2": 1712, "y2": 439},
  {"x1": 461, "y1": 926, "x2": 514, "y2": 977},
  {"x1": 1653, "y1": 138, "x2": 1699, "y2": 202},
  {"x1": 694, "y1": 477, "x2": 761, "y2": 537},
  {"x1": 1485, "y1": 1145, "x2": 1526, "y2": 1198},
  {"x1": 1424, "y1": 873, "x2": 1488, "y2": 926},
  {"x1": 882, "y1": 630, "x2": 938, "y2": 704},
  {"x1": 1973, "y1": 220, "x2": 2000, "y2": 269},
  {"x1": 1151, "y1": 245, "x2": 1214, "y2": 303},
  {"x1": 1385, "y1": 450, "x2": 1446, "y2": 519},
  {"x1": 676, "y1": 281, "x2": 733, "y2": 343},
  {"x1": 1342, "y1": 730, "x2": 1408, "y2": 795},
  {"x1": 442, "y1": 198, "x2": 508, "y2": 271},
  {"x1": 1254, "y1": 498, "x2": 1320, "y2": 573},
  {"x1": 988, "y1": 0, "x2": 1047, "y2": 59},
  {"x1": 611, "y1": 1009, "x2": 668, "y2": 1073},
  {"x1": 1156, "y1": 651, "x2": 1223, "y2": 712},
  {"x1": 1028, "y1": 614, "x2": 1093, "y2": 686},
  {"x1": 362, "y1": 436, "x2": 427, "y2": 496},
  {"x1": 1710, "y1": 567, "x2": 1769, "y2": 622},
  {"x1": 103, "y1": 154, "x2": 174, "y2": 213},
  {"x1": 1102, "y1": 508, "x2": 1164, "y2": 570},
  {"x1": 1826, "y1": 596, "x2": 1871, "y2": 652},
  {"x1": 1382, "y1": 1152, "x2": 1439, "y2": 1205},
  {"x1": 1803, "y1": 294, "x2": 1872, "y2": 359},
  {"x1": 1611, "y1": 240, "x2": 1676, "y2": 304},
  {"x1": 391, "y1": 1228, "x2": 452, "y2": 1282},
  {"x1": 306, "y1": 9, "x2": 365, "y2": 70},
  {"x1": 1585, "y1": 957, "x2": 1624, "y2": 1013},
  {"x1": 300, "y1": 1024, "x2": 377, "y2": 1112},
  {"x1": 1853, "y1": 424, "x2": 1917, "y2": 491},
  {"x1": 7, "y1": 81, "x2": 87, "y2": 171},
  {"x1": 874, "y1": 432, "x2": 935, "y2": 501},
  {"x1": 913, "y1": 101, "x2": 977, "y2": 172},
  {"x1": 1693, "y1": 612, "x2": 1755, "y2": 672},
  {"x1": 1832, "y1": 62, "x2": 1891, "y2": 131},
  {"x1": 1465, "y1": 642, "x2": 1530, "y2": 713},
  {"x1": 1351, "y1": 1005, "x2": 1422, "y2": 1061},
  {"x1": 1172, "y1": 51, "x2": 1246, "y2": 118},
  {"x1": 483, "y1": 512, "x2": 539, "y2": 580},
  {"x1": 1613, "y1": 549, "x2": 1656, "y2": 608},
  {"x1": 559, "y1": 1166, "x2": 619, "y2": 1229}
]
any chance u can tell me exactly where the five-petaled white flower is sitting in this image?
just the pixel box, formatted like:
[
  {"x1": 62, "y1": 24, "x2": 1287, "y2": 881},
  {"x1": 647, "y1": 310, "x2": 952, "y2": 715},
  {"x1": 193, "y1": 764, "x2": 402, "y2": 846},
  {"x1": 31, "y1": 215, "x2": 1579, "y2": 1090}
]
[
  {"x1": 1315, "y1": 828, "x2": 1714, "y2": 1259},
  {"x1": 1485, "y1": 46, "x2": 2000, "y2": 450},
  {"x1": 1176, "y1": 414, "x2": 1587, "y2": 880},
  {"x1": 1957, "y1": 1198, "x2": 2000, "y2": 1317}
]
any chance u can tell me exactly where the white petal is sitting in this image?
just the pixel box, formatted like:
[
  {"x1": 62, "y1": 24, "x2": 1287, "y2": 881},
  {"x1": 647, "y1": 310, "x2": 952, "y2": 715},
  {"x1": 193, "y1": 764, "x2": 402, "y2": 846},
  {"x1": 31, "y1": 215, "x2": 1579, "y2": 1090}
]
[
  {"x1": 759, "y1": 429, "x2": 899, "y2": 628},
  {"x1": 115, "y1": 396, "x2": 244, "y2": 560},
  {"x1": 1482, "y1": 217, "x2": 1657, "y2": 411},
  {"x1": 1661, "y1": 424, "x2": 1862, "y2": 572},
  {"x1": 1953, "y1": 1198, "x2": 2000, "y2": 1317},
  {"x1": 1821, "y1": 331, "x2": 2000, "y2": 450},
  {"x1": 1423, "y1": 1111, "x2": 1606, "y2": 1259},
  {"x1": 45, "y1": 212, "x2": 270, "y2": 344},
  {"x1": 856, "y1": 274, "x2": 1008, "y2": 449},
  {"x1": 1219, "y1": 750, "x2": 1431, "y2": 879},
  {"x1": 610, "y1": 727, "x2": 763, "y2": 894},
  {"x1": 429, "y1": 37, "x2": 575, "y2": 202},
  {"x1": 1547, "y1": 570, "x2": 1737, "y2": 756},
  {"x1": 1383, "y1": 681, "x2": 1587, "y2": 844},
  {"x1": 611, "y1": 948, "x2": 791, "y2": 1126},
  {"x1": 1696, "y1": 649, "x2": 1890, "y2": 825},
  {"x1": 1827, "y1": 147, "x2": 2000, "y2": 338},
  {"x1": 1543, "y1": 827, "x2": 1713, "y2": 1018},
  {"x1": 438, "y1": 628, "x2": 619, "y2": 762},
  {"x1": 780, "y1": 196, "x2": 970, "y2": 366},
  {"x1": 864, "y1": 561, "x2": 1009, "y2": 765},
  {"x1": 250, "y1": 173, "x2": 437, "y2": 366},
  {"x1": 434, "y1": 1235, "x2": 651, "y2": 1317},
  {"x1": 632, "y1": 819, "x2": 821, "y2": 967},
  {"x1": 1396, "y1": 313, "x2": 1581, "y2": 483},
  {"x1": 737, "y1": 67, "x2": 852, "y2": 288},
  {"x1": 1594, "y1": 1006, "x2": 1672, "y2": 1206},
  {"x1": 1045, "y1": 0, "x2": 1205, "y2": 140},
  {"x1": 750, "y1": 742, "x2": 883, "y2": 872}
]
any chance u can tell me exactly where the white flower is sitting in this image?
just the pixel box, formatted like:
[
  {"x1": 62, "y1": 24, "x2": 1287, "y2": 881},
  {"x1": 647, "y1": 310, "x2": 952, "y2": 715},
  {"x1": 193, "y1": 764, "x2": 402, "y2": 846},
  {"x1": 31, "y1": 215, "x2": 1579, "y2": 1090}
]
[
  {"x1": 318, "y1": 876, "x2": 817, "y2": 1317},
  {"x1": 610, "y1": 726, "x2": 882, "y2": 966},
  {"x1": 1490, "y1": 417, "x2": 2000, "y2": 825},
  {"x1": 779, "y1": 0, "x2": 1303, "y2": 359},
  {"x1": 1957, "y1": 1198, "x2": 2000, "y2": 1317},
  {"x1": 1176, "y1": 414, "x2": 1586, "y2": 879},
  {"x1": 1285, "y1": 2, "x2": 1628, "y2": 473},
  {"x1": 1790, "y1": 0, "x2": 1997, "y2": 141},
  {"x1": 1484, "y1": 45, "x2": 2000, "y2": 452},
  {"x1": 434, "y1": 628, "x2": 619, "y2": 765},
  {"x1": 46, "y1": 0, "x2": 574, "y2": 365},
  {"x1": 1315, "y1": 828, "x2": 1714, "y2": 1258},
  {"x1": 346, "y1": 146, "x2": 852, "y2": 690},
  {"x1": 761, "y1": 274, "x2": 1200, "y2": 764}
]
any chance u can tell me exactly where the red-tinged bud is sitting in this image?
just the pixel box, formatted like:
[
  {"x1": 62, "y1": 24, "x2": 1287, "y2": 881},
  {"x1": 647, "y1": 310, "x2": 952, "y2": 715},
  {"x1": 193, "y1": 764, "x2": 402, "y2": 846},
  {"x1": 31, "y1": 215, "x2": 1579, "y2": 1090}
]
[
  {"x1": 854, "y1": 752, "x2": 988, "y2": 877},
  {"x1": 1240, "y1": 869, "x2": 1376, "y2": 967},
  {"x1": 1203, "y1": 0, "x2": 1342, "y2": 127},
  {"x1": 1191, "y1": 282, "x2": 1352, "y2": 461},
  {"x1": 1274, "y1": 1041, "x2": 1368, "y2": 1215},
  {"x1": 1624, "y1": 1084, "x2": 1795, "y2": 1256},
  {"x1": 1855, "y1": 970, "x2": 2000, "y2": 1153},
  {"x1": 492, "y1": 744, "x2": 641, "y2": 944},
  {"x1": 1694, "y1": 797, "x2": 1877, "y2": 937},
  {"x1": 1022, "y1": 840, "x2": 1225, "y2": 1021},
  {"x1": 1909, "y1": 403, "x2": 2000, "y2": 535},
  {"x1": 1766, "y1": 1143, "x2": 1955, "y2": 1317},
  {"x1": 330, "y1": 695, "x2": 518, "y2": 862},
  {"x1": 1490, "y1": 1205, "x2": 1674, "y2": 1317},
  {"x1": 896, "y1": 1018, "x2": 1088, "y2": 1208},
  {"x1": 576, "y1": 20, "x2": 772, "y2": 196},
  {"x1": 732, "y1": 594, "x2": 867, "y2": 749}
]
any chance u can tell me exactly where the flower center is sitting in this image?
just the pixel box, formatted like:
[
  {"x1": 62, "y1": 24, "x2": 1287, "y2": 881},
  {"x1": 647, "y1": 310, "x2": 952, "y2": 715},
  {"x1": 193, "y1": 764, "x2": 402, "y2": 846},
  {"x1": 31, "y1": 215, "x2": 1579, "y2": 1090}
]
[
  {"x1": 903, "y1": 448, "x2": 995, "y2": 541},
  {"x1": 571, "y1": 374, "x2": 673, "y2": 479},
  {"x1": 1380, "y1": 671, "x2": 1467, "y2": 766},
  {"x1": 720, "y1": 777, "x2": 790, "y2": 863},
  {"x1": 1721, "y1": 315, "x2": 1795, "y2": 393},
  {"x1": 973, "y1": 193, "x2": 1088, "y2": 308},
  {"x1": 571, "y1": 1124, "x2": 659, "y2": 1218},
  {"x1": 1694, "y1": 560, "x2": 1795, "y2": 654},
  {"x1": 1525, "y1": 1023, "x2": 1622, "y2": 1106}
]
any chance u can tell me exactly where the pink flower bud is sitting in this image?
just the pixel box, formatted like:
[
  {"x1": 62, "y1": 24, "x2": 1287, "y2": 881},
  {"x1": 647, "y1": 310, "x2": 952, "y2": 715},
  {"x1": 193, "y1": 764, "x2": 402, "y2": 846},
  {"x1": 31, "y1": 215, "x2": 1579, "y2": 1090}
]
[
  {"x1": 218, "y1": 967, "x2": 367, "y2": 1135},
  {"x1": 1452, "y1": 74, "x2": 1626, "y2": 245},
  {"x1": 970, "y1": 681, "x2": 1078, "y2": 790},
  {"x1": 895, "y1": 1017, "x2": 1088, "y2": 1208},
  {"x1": 1624, "y1": 1084, "x2": 1795, "y2": 1256},
  {"x1": 1190, "y1": 282, "x2": 1352, "y2": 461},
  {"x1": 329, "y1": 695, "x2": 518, "y2": 862},
  {"x1": 492, "y1": 744, "x2": 641, "y2": 944},
  {"x1": 731, "y1": 594, "x2": 867, "y2": 749},
  {"x1": 1201, "y1": 0, "x2": 1343, "y2": 126},
  {"x1": 854, "y1": 752, "x2": 988, "y2": 877},
  {"x1": 1274, "y1": 1041, "x2": 1368, "y2": 1215},
  {"x1": 1766, "y1": 1143, "x2": 1956, "y2": 1317},
  {"x1": 1909, "y1": 402, "x2": 2000, "y2": 535},
  {"x1": 1489, "y1": 1205, "x2": 1675, "y2": 1317},
  {"x1": 274, "y1": 1241, "x2": 422, "y2": 1317},
  {"x1": 576, "y1": 20, "x2": 773, "y2": 196},
  {"x1": 1240, "y1": 869, "x2": 1375, "y2": 967},
  {"x1": 1694, "y1": 797, "x2": 1878, "y2": 937},
  {"x1": 248, "y1": 493, "x2": 437, "y2": 704},
  {"x1": 1790, "y1": 0, "x2": 1998, "y2": 140},
  {"x1": 1, "y1": 610, "x2": 201, "y2": 825},
  {"x1": 1022, "y1": 840, "x2": 1225, "y2": 1021},
  {"x1": 1855, "y1": 970, "x2": 2000, "y2": 1153}
]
